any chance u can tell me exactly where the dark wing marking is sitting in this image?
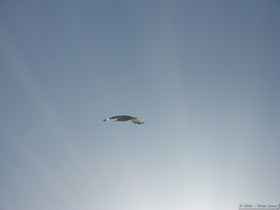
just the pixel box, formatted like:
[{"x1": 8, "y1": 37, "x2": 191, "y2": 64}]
[{"x1": 109, "y1": 115, "x2": 135, "y2": 121}]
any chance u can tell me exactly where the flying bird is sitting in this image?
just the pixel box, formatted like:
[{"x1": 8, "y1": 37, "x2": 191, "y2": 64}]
[{"x1": 103, "y1": 115, "x2": 144, "y2": 125}]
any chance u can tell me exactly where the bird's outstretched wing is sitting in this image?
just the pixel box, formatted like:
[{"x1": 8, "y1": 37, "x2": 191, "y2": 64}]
[{"x1": 103, "y1": 115, "x2": 144, "y2": 124}]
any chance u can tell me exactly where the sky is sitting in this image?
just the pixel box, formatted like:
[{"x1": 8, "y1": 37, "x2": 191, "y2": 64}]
[{"x1": 0, "y1": 0, "x2": 280, "y2": 210}]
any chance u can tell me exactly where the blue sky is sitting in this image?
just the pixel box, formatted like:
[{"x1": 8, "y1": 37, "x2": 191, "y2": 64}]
[{"x1": 1, "y1": 1, "x2": 280, "y2": 210}]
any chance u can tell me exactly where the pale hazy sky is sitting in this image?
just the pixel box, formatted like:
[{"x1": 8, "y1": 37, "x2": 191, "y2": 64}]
[{"x1": 0, "y1": 1, "x2": 280, "y2": 210}]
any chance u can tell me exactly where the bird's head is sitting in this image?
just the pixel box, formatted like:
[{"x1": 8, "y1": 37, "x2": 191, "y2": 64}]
[{"x1": 132, "y1": 117, "x2": 144, "y2": 124}]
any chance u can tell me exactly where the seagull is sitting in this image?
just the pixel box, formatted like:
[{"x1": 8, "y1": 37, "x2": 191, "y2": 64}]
[{"x1": 103, "y1": 115, "x2": 144, "y2": 125}]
